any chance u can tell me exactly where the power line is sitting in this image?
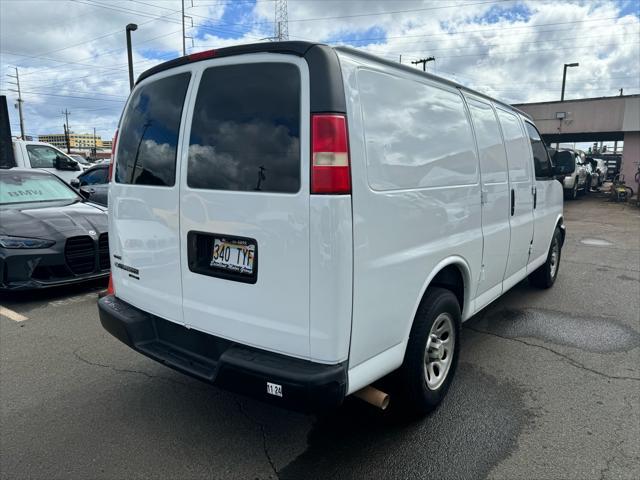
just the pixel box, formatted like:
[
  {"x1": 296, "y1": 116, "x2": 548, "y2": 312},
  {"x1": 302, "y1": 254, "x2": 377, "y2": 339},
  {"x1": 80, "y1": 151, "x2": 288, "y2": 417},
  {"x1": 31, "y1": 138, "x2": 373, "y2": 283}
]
[
  {"x1": 325, "y1": 15, "x2": 633, "y2": 45},
  {"x1": 287, "y1": 0, "x2": 515, "y2": 23},
  {"x1": 380, "y1": 32, "x2": 638, "y2": 57},
  {"x1": 379, "y1": 41, "x2": 640, "y2": 61},
  {"x1": 0, "y1": 90, "x2": 127, "y2": 103}
]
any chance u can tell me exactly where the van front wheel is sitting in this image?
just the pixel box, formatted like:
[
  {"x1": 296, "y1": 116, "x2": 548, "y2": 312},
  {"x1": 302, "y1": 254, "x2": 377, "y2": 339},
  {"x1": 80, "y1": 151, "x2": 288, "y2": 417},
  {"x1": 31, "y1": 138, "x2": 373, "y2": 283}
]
[
  {"x1": 398, "y1": 287, "x2": 461, "y2": 416},
  {"x1": 529, "y1": 228, "x2": 562, "y2": 289}
]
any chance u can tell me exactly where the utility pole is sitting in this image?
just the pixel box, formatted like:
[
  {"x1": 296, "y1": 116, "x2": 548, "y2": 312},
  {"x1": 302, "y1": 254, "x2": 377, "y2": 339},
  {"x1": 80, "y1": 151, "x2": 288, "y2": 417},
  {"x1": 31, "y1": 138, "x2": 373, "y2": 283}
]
[
  {"x1": 274, "y1": 0, "x2": 289, "y2": 41},
  {"x1": 63, "y1": 124, "x2": 69, "y2": 152},
  {"x1": 6, "y1": 67, "x2": 25, "y2": 140},
  {"x1": 126, "y1": 23, "x2": 138, "y2": 90},
  {"x1": 560, "y1": 62, "x2": 579, "y2": 101},
  {"x1": 182, "y1": 0, "x2": 186, "y2": 55},
  {"x1": 411, "y1": 56, "x2": 435, "y2": 72},
  {"x1": 399, "y1": 55, "x2": 402, "y2": 64},
  {"x1": 62, "y1": 109, "x2": 71, "y2": 153},
  {"x1": 182, "y1": 0, "x2": 194, "y2": 55},
  {"x1": 93, "y1": 127, "x2": 97, "y2": 159}
]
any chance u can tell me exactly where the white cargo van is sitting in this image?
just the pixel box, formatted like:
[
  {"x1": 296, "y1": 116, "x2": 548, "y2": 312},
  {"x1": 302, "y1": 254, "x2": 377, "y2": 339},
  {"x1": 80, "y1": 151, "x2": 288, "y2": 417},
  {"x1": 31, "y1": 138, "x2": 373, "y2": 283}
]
[{"x1": 98, "y1": 42, "x2": 574, "y2": 414}]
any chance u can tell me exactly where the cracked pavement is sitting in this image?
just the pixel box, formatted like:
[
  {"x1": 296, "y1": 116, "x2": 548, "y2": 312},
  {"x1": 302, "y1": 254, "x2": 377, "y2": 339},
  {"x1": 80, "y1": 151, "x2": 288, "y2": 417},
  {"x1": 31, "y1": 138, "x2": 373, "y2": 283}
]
[{"x1": 1, "y1": 195, "x2": 639, "y2": 479}]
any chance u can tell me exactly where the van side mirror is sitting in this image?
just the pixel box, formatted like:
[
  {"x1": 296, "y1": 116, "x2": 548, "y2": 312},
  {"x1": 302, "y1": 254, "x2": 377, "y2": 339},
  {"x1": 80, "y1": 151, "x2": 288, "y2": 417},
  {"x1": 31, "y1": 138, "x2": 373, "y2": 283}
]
[
  {"x1": 552, "y1": 151, "x2": 575, "y2": 176},
  {"x1": 70, "y1": 178, "x2": 80, "y2": 188}
]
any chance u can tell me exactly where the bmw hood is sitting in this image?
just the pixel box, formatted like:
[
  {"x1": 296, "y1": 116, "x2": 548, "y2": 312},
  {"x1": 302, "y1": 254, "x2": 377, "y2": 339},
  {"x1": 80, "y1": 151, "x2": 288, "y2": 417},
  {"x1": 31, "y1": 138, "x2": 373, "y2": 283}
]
[{"x1": 0, "y1": 201, "x2": 108, "y2": 241}]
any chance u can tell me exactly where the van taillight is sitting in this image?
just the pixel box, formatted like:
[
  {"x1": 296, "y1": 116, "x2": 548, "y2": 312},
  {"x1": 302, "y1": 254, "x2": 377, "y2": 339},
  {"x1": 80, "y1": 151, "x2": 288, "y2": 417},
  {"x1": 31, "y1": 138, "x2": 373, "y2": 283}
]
[
  {"x1": 311, "y1": 114, "x2": 351, "y2": 194},
  {"x1": 108, "y1": 129, "x2": 118, "y2": 182},
  {"x1": 107, "y1": 273, "x2": 115, "y2": 296}
]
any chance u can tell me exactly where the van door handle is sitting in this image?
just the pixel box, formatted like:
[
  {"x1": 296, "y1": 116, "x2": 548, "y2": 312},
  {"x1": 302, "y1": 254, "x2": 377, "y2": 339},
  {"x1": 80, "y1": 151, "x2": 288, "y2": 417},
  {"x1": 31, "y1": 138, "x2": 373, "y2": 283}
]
[{"x1": 511, "y1": 189, "x2": 515, "y2": 216}]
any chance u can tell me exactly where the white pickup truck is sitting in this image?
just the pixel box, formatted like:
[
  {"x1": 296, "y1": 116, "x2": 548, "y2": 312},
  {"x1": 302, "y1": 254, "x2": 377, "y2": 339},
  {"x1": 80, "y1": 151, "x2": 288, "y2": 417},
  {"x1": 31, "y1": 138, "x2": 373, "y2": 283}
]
[{"x1": 10, "y1": 139, "x2": 85, "y2": 183}]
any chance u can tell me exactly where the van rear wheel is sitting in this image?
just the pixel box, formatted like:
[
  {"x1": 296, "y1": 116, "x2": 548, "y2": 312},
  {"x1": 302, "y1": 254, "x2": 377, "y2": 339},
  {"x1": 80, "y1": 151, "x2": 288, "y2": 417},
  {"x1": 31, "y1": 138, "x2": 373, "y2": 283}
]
[
  {"x1": 398, "y1": 287, "x2": 461, "y2": 416},
  {"x1": 529, "y1": 228, "x2": 562, "y2": 289}
]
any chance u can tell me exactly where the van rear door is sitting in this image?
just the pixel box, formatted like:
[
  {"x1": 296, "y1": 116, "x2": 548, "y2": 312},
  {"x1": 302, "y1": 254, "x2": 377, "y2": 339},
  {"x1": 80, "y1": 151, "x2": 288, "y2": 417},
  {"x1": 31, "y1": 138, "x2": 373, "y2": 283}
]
[
  {"x1": 110, "y1": 69, "x2": 192, "y2": 324},
  {"x1": 179, "y1": 57, "x2": 311, "y2": 359}
]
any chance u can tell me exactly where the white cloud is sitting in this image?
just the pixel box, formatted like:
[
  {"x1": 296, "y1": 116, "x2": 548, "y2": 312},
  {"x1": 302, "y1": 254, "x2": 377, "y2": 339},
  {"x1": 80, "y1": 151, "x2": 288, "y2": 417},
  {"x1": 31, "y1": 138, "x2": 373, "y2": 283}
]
[{"x1": 0, "y1": 0, "x2": 638, "y2": 141}]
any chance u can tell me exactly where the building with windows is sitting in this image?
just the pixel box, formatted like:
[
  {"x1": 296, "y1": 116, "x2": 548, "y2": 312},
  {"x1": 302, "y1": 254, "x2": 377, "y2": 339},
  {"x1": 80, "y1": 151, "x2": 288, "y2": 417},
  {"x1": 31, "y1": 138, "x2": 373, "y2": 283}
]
[{"x1": 38, "y1": 133, "x2": 104, "y2": 149}]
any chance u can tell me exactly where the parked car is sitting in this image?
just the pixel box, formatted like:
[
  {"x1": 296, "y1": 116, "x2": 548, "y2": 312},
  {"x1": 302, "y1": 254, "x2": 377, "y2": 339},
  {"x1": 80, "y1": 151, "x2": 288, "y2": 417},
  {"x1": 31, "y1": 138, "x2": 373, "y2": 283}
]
[
  {"x1": 71, "y1": 164, "x2": 109, "y2": 206},
  {"x1": 9, "y1": 140, "x2": 85, "y2": 183},
  {"x1": 0, "y1": 169, "x2": 109, "y2": 290},
  {"x1": 586, "y1": 157, "x2": 608, "y2": 188},
  {"x1": 98, "y1": 41, "x2": 571, "y2": 415},
  {"x1": 69, "y1": 154, "x2": 91, "y2": 167},
  {"x1": 561, "y1": 149, "x2": 590, "y2": 199}
]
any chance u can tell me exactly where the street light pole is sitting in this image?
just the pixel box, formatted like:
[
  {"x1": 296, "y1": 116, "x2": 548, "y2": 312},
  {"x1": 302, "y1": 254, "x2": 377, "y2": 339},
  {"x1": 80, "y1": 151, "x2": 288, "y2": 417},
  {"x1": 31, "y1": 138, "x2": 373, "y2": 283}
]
[
  {"x1": 561, "y1": 62, "x2": 579, "y2": 101},
  {"x1": 126, "y1": 23, "x2": 138, "y2": 91}
]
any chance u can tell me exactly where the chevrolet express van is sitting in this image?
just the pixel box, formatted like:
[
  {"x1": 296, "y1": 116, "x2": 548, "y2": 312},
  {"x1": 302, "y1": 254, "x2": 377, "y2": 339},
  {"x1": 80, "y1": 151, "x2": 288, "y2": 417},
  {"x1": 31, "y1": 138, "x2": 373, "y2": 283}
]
[{"x1": 98, "y1": 42, "x2": 573, "y2": 414}]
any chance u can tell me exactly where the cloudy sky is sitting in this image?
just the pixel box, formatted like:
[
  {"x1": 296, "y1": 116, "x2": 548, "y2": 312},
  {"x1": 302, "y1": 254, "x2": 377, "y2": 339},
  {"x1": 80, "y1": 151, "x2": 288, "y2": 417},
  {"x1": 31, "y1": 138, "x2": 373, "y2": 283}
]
[{"x1": 0, "y1": 0, "x2": 638, "y2": 142}]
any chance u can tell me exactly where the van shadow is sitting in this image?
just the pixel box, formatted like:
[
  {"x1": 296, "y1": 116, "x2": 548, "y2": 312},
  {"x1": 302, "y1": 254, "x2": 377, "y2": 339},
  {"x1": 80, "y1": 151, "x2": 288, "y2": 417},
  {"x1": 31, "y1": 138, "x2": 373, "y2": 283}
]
[
  {"x1": 277, "y1": 362, "x2": 528, "y2": 480},
  {"x1": 5, "y1": 352, "x2": 527, "y2": 480},
  {"x1": 0, "y1": 277, "x2": 107, "y2": 305}
]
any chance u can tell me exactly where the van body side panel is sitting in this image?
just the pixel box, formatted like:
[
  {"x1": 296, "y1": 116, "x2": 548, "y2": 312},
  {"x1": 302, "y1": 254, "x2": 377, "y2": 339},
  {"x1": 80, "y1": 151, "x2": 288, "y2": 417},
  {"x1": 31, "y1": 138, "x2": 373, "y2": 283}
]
[
  {"x1": 338, "y1": 53, "x2": 482, "y2": 368},
  {"x1": 495, "y1": 107, "x2": 535, "y2": 289},
  {"x1": 178, "y1": 55, "x2": 312, "y2": 360},
  {"x1": 523, "y1": 119, "x2": 564, "y2": 267},
  {"x1": 464, "y1": 95, "x2": 511, "y2": 309},
  {"x1": 309, "y1": 196, "x2": 353, "y2": 363},
  {"x1": 529, "y1": 178, "x2": 562, "y2": 267},
  {"x1": 110, "y1": 67, "x2": 194, "y2": 324}
]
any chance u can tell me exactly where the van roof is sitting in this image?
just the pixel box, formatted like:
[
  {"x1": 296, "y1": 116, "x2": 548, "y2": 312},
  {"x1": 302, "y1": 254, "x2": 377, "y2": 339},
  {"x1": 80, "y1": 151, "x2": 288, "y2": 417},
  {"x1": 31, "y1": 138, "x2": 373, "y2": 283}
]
[
  {"x1": 137, "y1": 41, "x2": 530, "y2": 120},
  {"x1": 137, "y1": 41, "x2": 319, "y2": 84}
]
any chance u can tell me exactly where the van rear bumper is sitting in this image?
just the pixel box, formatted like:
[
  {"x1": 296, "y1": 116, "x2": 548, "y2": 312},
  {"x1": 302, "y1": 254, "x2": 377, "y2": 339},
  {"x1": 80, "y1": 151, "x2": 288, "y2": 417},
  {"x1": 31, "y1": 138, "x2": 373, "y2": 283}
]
[{"x1": 98, "y1": 295, "x2": 347, "y2": 412}]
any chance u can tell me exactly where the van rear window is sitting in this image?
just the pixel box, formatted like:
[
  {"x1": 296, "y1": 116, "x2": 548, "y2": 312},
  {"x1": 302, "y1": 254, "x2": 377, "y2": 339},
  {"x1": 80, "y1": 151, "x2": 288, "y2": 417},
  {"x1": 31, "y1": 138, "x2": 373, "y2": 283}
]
[
  {"x1": 115, "y1": 73, "x2": 190, "y2": 186},
  {"x1": 187, "y1": 63, "x2": 301, "y2": 193}
]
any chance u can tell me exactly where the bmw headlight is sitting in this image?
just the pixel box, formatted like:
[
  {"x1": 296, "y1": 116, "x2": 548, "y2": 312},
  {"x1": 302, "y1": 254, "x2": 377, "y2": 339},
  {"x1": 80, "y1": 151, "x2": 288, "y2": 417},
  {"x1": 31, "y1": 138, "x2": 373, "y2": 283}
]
[{"x1": 0, "y1": 235, "x2": 55, "y2": 249}]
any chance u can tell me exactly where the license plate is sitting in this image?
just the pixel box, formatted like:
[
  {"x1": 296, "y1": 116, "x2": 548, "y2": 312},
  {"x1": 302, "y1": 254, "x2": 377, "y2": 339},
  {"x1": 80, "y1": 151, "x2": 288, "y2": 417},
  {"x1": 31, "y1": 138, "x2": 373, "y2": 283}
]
[{"x1": 210, "y1": 237, "x2": 255, "y2": 275}]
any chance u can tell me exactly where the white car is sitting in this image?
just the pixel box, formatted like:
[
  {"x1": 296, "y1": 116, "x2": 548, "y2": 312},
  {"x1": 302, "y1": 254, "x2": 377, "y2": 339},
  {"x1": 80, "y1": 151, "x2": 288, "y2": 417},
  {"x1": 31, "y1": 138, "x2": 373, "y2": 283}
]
[
  {"x1": 561, "y1": 149, "x2": 590, "y2": 199},
  {"x1": 10, "y1": 140, "x2": 84, "y2": 183},
  {"x1": 98, "y1": 42, "x2": 570, "y2": 415}
]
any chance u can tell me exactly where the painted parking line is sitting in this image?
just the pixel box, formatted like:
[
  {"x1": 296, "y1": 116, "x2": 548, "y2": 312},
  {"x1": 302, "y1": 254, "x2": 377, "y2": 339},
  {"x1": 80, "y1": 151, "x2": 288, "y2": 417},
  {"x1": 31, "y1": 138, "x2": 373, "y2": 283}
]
[
  {"x1": 0, "y1": 305, "x2": 29, "y2": 322},
  {"x1": 48, "y1": 292, "x2": 98, "y2": 308}
]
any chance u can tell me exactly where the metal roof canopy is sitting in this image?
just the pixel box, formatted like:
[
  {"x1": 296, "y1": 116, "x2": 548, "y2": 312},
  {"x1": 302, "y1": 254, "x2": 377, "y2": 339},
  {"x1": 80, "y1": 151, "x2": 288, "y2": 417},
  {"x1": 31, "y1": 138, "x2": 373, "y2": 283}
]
[{"x1": 513, "y1": 94, "x2": 640, "y2": 144}]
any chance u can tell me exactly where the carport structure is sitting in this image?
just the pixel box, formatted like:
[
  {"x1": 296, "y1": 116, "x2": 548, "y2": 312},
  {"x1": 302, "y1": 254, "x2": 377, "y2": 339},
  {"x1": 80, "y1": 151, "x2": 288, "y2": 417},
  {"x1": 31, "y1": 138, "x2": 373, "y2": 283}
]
[{"x1": 514, "y1": 94, "x2": 640, "y2": 190}]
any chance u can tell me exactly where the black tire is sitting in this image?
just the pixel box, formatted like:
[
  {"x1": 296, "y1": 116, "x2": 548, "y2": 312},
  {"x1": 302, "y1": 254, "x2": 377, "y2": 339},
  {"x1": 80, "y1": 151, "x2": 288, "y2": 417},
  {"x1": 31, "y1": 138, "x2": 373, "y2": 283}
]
[
  {"x1": 398, "y1": 287, "x2": 461, "y2": 416},
  {"x1": 566, "y1": 181, "x2": 578, "y2": 200},
  {"x1": 529, "y1": 228, "x2": 562, "y2": 289}
]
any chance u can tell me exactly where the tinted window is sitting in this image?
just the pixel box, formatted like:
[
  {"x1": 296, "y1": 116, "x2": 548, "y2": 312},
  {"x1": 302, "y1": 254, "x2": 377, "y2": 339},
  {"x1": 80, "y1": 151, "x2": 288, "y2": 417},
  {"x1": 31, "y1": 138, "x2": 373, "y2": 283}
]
[
  {"x1": 467, "y1": 98, "x2": 508, "y2": 184},
  {"x1": 359, "y1": 70, "x2": 477, "y2": 190},
  {"x1": 116, "y1": 73, "x2": 190, "y2": 186},
  {"x1": 525, "y1": 122, "x2": 552, "y2": 178},
  {"x1": 0, "y1": 171, "x2": 79, "y2": 204},
  {"x1": 80, "y1": 167, "x2": 108, "y2": 185},
  {"x1": 187, "y1": 63, "x2": 300, "y2": 193},
  {"x1": 27, "y1": 145, "x2": 59, "y2": 168},
  {"x1": 496, "y1": 109, "x2": 531, "y2": 182}
]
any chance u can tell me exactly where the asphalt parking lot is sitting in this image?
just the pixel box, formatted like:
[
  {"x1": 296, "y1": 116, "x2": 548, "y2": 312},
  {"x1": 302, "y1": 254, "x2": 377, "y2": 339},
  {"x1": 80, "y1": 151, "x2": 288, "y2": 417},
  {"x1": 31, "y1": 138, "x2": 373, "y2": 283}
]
[{"x1": 1, "y1": 195, "x2": 639, "y2": 480}]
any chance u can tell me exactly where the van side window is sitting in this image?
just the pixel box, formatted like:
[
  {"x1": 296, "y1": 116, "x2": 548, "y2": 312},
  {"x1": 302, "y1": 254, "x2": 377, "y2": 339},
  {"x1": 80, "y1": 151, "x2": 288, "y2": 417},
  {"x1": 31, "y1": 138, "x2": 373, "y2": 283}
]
[
  {"x1": 358, "y1": 70, "x2": 477, "y2": 190},
  {"x1": 187, "y1": 63, "x2": 301, "y2": 193},
  {"x1": 115, "y1": 72, "x2": 191, "y2": 186},
  {"x1": 496, "y1": 109, "x2": 531, "y2": 182},
  {"x1": 466, "y1": 98, "x2": 507, "y2": 184},
  {"x1": 524, "y1": 122, "x2": 552, "y2": 178}
]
